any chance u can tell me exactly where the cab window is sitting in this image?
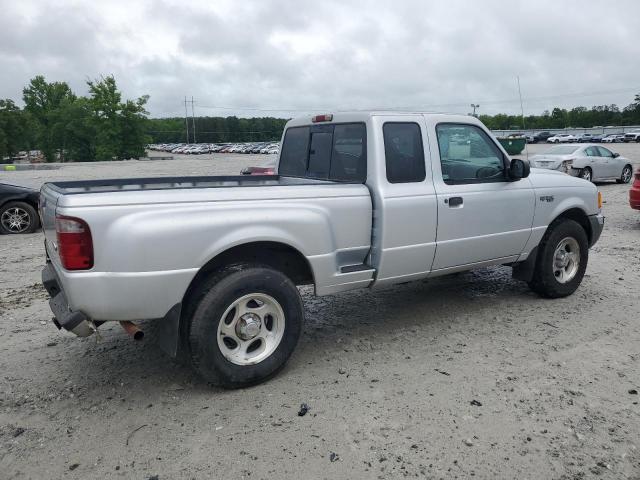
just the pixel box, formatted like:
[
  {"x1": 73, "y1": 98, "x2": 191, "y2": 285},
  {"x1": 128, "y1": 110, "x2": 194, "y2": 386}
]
[
  {"x1": 436, "y1": 124, "x2": 506, "y2": 184},
  {"x1": 383, "y1": 123, "x2": 426, "y2": 183},
  {"x1": 279, "y1": 123, "x2": 367, "y2": 182}
]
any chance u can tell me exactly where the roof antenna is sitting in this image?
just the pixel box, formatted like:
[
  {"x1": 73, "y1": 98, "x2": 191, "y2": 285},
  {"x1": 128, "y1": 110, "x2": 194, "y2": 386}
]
[{"x1": 517, "y1": 76, "x2": 529, "y2": 161}]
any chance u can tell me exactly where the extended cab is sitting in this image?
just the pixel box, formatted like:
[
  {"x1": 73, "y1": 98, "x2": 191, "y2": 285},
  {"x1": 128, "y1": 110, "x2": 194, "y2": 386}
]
[{"x1": 40, "y1": 113, "x2": 604, "y2": 387}]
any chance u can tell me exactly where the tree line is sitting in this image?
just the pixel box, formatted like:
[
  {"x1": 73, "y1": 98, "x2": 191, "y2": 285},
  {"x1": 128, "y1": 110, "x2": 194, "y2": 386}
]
[
  {"x1": 1, "y1": 75, "x2": 640, "y2": 163},
  {"x1": 0, "y1": 75, "x2": 149, "y2": 162},
  {"x1": 479, "y1": 95, "x2": 640, "y2": 131},
  {"x1": 148, "y1": 116, "x2": 287, "y2": 144}
]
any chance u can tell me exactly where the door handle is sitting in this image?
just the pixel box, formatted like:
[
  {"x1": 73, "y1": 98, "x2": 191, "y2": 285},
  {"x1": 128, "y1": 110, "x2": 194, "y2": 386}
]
[{"x1": 446, "y1": 196, "x2": 463, "y2": 207}]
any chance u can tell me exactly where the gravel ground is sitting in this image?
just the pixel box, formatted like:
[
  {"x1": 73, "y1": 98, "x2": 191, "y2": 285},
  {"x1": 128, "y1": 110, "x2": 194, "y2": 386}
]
[{"x1": 1, "y1": 147, "x2": 639, "y2": 479}]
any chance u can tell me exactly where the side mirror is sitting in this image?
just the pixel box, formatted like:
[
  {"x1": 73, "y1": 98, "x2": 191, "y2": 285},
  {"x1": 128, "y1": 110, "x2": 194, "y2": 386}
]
[
  {"x1": 613, "y1": 152, "x2": 620, "y2": 158},
  {"x1": 509, "y1": 158, "x2": 530, "y2": 180}
]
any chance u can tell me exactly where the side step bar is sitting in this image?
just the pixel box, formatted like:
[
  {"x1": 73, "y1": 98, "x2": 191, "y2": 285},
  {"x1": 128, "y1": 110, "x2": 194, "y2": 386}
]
[{"x1": 340, "y1": 264, "x2": 373, "y2": 274}]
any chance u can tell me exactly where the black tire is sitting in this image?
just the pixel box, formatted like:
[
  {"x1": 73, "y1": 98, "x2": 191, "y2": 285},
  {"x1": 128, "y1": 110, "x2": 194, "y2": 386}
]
[
  {"x1": 528, "y1": 219, "x2": 589, "y2": 299},
  {"x1": 186, "y1": 263, "x2": 303, "y2": 388},
  {"x1": 617, "y1": 165, "x2": 633, "y2": 184},
  {"x1": 0, "y1": 201, "x2": 40, "y2": 234},
  {"x1": 579, "y1": 167, "x2": 592, "y2": 183}
]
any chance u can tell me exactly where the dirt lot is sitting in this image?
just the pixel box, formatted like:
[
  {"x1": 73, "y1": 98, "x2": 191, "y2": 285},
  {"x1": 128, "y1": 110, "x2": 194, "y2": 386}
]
[{"x1": 1, "y1": 147, "x2": 639, "y2": 479}]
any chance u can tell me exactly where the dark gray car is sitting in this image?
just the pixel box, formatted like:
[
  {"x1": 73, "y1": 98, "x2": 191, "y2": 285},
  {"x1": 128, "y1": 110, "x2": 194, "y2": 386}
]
[{"x1": 0, "y1": 182, "x2": 41, "y2": 234}]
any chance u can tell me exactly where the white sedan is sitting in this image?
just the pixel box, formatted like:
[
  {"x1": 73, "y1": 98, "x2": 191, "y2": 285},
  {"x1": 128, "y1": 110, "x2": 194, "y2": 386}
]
[
  {"x1": 602, "y1": 134, "x2": 625, "y2": 143},
  {"x1": 530, "y1": 144, "x2": 634, "y2": 183},
  {"x1": 547, "y1": 134, "x2": 576, "y2": 143}
]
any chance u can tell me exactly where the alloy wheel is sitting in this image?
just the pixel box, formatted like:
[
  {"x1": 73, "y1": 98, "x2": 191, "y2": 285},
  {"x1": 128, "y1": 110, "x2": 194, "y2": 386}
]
[{"x1": 1, "y1": 207, "x2": 31, "y2": 233}]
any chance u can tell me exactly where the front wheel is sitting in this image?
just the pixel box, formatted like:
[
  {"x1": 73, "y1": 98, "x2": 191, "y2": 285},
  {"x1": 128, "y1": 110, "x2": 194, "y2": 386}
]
[
  {"x1": 528, "y1": 219, "x2": 589, "y2": 298},
  {"x1": 186, "y1": 264, "x2": 303, "y2": 388}
]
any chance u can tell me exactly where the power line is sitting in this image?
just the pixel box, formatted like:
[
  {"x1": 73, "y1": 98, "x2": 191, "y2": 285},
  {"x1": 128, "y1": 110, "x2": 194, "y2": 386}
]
[
  {"x1": 146, "y1": 130, "x2": 283, "y2": 134},
  {"x1": 191, "y1": 86, "x2": 640, "y2": 113}
]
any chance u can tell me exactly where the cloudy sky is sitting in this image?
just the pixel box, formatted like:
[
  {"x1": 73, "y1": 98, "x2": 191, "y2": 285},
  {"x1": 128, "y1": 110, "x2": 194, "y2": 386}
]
[{"x1": 1, "y1": 0, "x2": 639, "y2": 118}]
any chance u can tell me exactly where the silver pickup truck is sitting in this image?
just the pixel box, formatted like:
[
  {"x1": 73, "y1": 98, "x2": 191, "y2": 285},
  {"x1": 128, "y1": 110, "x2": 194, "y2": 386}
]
[{"x1": 40, "y1": 112, "x2": 604, "y2": 387}]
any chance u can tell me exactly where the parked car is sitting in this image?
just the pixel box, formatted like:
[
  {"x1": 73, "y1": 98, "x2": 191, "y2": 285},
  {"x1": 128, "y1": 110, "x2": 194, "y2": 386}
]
[
  {"x1": 40, "y1": 112, "x2": 604, "y2": 388},
  {"x1": 530, "y1": 144, "x2": 633, "y2": 183},
  {"x1": 623, "y1": 129, "x2": 640, "y2": 143},
  {"x1": 532, "y1": 131, "x2": 554, "y2": 143},
  {"x1": 590, "y1": 134, "x2": 605, "y2": 143},
  {"x1": 0, "y1": 182, "x2": 41, "y2": 234},
  {"x1": 547, "y1": 134, "x2": 576, "y2": 143},
  {"x1": 602, "y1": 134, "x2": 625, "y2": 143},
  {"x1": 240, "y1": 158, "x2": 277, "y2": 175},
  {"x1": 575, "y1": 133, "x2": 595, "y2": 143},
  {"x1": 630, "y1": 167, "x2": 640, "y2": 211}
]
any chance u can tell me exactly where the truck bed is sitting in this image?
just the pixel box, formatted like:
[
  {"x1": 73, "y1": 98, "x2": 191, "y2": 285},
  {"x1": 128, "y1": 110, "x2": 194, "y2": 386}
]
[{"x1": 45, "y1": 175, "x2": 334, "y2": 195}]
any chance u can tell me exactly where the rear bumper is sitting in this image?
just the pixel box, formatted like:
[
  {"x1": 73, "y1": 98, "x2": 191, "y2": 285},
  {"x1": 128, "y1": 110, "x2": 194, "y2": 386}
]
[
  {"x1": 588, "y1": 213, "x2": 605, "y2": 247},
  {"x1": 42, "y1": 262, "x2": 95, "y2": 337}
]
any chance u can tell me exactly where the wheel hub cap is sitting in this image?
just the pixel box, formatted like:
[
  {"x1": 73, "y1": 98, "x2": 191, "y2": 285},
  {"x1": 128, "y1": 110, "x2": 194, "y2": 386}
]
[
  {"x1": 216, "y1": 293, "x2": 286, "y2": 366},
  {"x1": 552, "y1": 237, "x2": 580, "y2": 284},
  {"x1": 236, "y1": 313, "x2": 261, "y2": 340}
]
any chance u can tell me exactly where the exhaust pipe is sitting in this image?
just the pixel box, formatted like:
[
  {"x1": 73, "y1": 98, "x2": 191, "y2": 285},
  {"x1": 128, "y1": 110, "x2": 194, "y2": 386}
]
[{"x1": 120, "y1": 321, "x2": 144, "y2": 341}]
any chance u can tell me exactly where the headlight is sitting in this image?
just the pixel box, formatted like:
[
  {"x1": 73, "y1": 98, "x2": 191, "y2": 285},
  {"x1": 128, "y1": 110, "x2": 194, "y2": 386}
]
[{"x1": 560, "y1": 159, "x2": 573, "y2": 173}]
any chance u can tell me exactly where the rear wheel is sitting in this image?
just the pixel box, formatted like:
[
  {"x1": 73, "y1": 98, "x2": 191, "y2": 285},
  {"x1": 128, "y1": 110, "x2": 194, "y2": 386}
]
[
  {"x1": 0, "y1": 201, "x2": 39, "y2": 234},
  {"x1": 186, "y1": 264, "x2": 303, "y2": 388},
  {"x1": 580, "y1": 167, "x2": 592, "y2": 182},
  {"x1": 617, "y1": 165, "x2": 633, "y2": 184},
  {"x1": 528, "y1": 219, "x2": 589, "y2": 298}
]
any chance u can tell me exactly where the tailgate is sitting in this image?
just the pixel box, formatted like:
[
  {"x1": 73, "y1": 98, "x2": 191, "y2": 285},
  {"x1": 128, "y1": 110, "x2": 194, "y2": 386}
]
[{"x1": 39, "y1": 184, "x2": 62, "y2": 259}]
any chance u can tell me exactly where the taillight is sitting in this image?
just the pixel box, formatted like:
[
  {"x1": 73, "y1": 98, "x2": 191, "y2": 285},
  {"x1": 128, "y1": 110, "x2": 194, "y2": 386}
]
[
  {"x1": 55, "y1": 214, "x2": 93, "y2": 270},
  {"x1": 312, "y1": 114, "x2": 333, "y2": 123},
  {"x1": 597, "y1": 191, "x2": 602, "y2": 210}
]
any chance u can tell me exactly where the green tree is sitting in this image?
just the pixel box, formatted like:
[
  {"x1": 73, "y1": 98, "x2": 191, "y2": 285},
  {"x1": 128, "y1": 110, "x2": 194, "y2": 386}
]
[
  {"x1": 52, "y1": 97, "x2": 96, "y2": 162},
  {"x1": 88, "y1": 76, "x2": 121, "y2": 160},
  {"x1": 0, "y1": 99, "x2": 27, "y2": 159},
  {"x1": 87, "y1": 76, "x2": 150, "y2": 160},
  {"x1": 117, "y1": 96, "x2": 150, "y2": 159},
  {"x1": 22, "y1": 75, "x2": 75, "y2": 161}
]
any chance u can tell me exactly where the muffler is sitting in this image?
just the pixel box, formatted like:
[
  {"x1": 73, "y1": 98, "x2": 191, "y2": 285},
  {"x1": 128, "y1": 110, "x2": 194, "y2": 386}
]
[{"x1": 120, "y1": 321, "x2": 144, "y2": 341}]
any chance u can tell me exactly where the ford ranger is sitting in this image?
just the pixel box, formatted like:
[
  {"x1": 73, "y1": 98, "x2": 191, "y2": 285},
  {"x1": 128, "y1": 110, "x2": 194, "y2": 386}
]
[{"x1": 40, "y1": 113, "x2": 604, "y2": 387}]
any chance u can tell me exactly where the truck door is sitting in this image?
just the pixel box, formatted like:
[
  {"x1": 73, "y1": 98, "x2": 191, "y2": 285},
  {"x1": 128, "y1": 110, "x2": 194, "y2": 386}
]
[
  {"x1": 370, "y1": 115, "x2": 438, "y2": 287},
  {"x1": 426, "y1": 120, "x2": 535, "y2": 271}
]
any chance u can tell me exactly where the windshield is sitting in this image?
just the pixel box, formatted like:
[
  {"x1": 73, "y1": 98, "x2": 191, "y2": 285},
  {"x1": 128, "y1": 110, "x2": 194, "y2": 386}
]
[{"x1": 544, "y1": 146, "x2": 579, "y2": 155}]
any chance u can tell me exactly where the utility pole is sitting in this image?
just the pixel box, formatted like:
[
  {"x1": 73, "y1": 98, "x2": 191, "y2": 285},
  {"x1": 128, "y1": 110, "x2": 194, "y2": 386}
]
[
  {"x1": 517, "y1": 76, "x2": 526, "y2": 131},
  {"x1": 517, "y1": 76, "x2": 529, "y2": 160},
  {"x1": 184, "y1": 96, "x2": 190, "y2": 144},
  {"x1": 191, "y1": 96, "x2": 197, "y2": 144},
  {"x1": 470, "y1": 103, "x2": 480, "y2": 117}
]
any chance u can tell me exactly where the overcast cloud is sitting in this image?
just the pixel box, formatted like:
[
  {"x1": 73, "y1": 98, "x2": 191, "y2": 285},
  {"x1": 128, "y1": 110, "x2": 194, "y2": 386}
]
[{"x1": 1, "y1": 0, "x2": 639, "y2": 118}]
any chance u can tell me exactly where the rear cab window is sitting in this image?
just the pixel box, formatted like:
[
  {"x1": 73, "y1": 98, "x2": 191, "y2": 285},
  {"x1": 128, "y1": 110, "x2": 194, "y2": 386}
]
[
  {"x1": 278, "y1": 123, "x2": 367, "y2": 182},
  {"x1": 383, "y1": 123, "x2": 426, "y2": 183}
]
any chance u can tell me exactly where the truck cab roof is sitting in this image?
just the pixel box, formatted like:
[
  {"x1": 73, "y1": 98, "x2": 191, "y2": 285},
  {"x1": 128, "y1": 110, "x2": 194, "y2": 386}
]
[{"x1": 285, "y1": 111, "x2": 484, "y2": 128}]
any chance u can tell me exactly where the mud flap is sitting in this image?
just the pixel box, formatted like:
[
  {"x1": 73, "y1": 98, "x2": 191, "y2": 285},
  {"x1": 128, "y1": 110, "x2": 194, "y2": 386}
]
[{"x1": 156, "y1": 303, "x2": 183, "y2": 358}]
